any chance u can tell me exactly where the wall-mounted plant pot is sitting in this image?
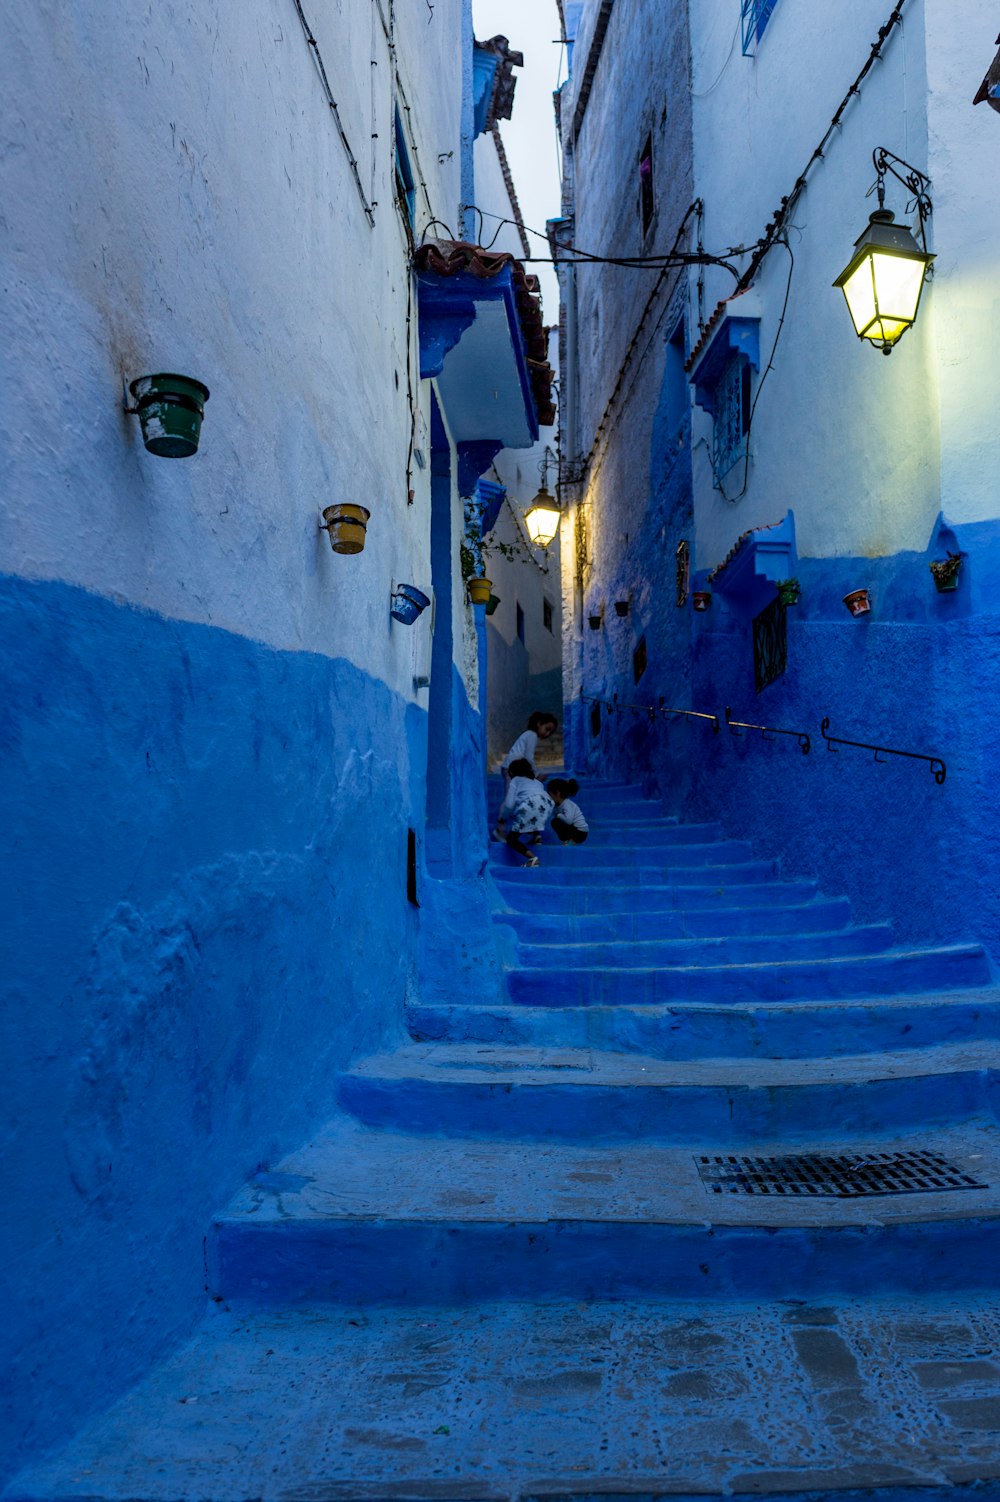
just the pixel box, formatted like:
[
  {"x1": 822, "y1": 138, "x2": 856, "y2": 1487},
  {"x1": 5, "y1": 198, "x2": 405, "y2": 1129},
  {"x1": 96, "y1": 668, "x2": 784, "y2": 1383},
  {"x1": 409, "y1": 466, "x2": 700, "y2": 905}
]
[
  {"x1": 692, "y1": 591, "x2": 712, "y2": 612},
  {"x1": 614, "y1": 600, "x2": 630, "y2": 617},
  {"x1": 588, "y1": 614, "x2": 603, "y2": 631},
  {"x1": 929, "y1": 555, "x2": 962, "y2": 593},
  {"x1": 467, "y1": 577, "x2": 493, "y2": 606},
  {"x1": 390, "y1": 583, "x2": 431, "y2": 625},
  {"x1": 321, "y1": 503, "x2": 370, "y2": 555},
  {"x1": 843, "y1": 588, "x2": 871, "y2": 616},
  {"x1": 129, "y1": 373, "x2": 210, "y2": 458},
  {"x1": 484, "y1": 593, "x2": 501, "y2": 617},
  {"x1": 776, "y1": 578, "x2": 801, "y2": 606}
]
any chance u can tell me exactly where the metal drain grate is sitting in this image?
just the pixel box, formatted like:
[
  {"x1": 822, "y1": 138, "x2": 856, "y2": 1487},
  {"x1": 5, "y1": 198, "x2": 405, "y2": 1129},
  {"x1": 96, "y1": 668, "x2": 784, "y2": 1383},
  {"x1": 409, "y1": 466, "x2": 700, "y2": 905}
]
[{"x1": 696, "y1": 1149, "x2": 986, "y2": 1198}]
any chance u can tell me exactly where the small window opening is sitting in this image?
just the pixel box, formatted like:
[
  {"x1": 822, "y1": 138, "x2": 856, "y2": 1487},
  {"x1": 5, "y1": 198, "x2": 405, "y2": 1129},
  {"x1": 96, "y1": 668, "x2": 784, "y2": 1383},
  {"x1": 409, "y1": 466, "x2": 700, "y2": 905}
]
[
  {"x1": 394, "y1": 109, "x2": 416, "y2": 231},
  {"x1": 639, "y1": 133, "x2": 654, "y2": 237},
  {"x1": 633, "y1": 636, "x2": 648, "y2": 684},
  {"x1": 516, "y1": 602, "x2": 525, "y2": 643},
  {"x1": 407, "y1": 827, "x2": 419, "y2": 906},
  {"x1": 542, "y1": 598, "x2": 554, "y2": 633}
]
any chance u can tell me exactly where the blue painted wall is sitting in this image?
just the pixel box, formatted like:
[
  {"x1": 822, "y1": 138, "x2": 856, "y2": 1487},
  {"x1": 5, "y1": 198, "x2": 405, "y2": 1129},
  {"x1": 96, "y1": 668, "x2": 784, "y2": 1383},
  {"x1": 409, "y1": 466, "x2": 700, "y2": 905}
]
[
  {"x1": 0, "y1": 573, "x2": 424, "y2": 1479},
  {"x1": 578, "y1": 520, "x2": 1000, "y2": 961}
]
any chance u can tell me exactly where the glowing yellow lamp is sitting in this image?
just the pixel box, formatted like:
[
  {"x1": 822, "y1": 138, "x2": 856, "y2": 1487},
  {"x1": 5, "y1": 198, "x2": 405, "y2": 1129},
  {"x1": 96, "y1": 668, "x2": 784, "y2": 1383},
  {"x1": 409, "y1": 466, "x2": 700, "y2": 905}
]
[
  {"x1": 833, "y1": 210, "x2": 934, "y2": 354},
  {"x1": 524, "y1": 486, "x2": 561, "y2": 548}
]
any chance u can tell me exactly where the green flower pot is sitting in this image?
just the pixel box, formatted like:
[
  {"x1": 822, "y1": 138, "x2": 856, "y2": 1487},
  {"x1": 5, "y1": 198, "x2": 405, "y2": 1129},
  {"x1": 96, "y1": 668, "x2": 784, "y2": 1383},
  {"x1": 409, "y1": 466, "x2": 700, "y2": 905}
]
[
  {"x1": 484, "y1": 593, "x2": 501, "y2": 617},
  {"x1": 129, "y1": 373, "x2": 210, "y2": 458}
]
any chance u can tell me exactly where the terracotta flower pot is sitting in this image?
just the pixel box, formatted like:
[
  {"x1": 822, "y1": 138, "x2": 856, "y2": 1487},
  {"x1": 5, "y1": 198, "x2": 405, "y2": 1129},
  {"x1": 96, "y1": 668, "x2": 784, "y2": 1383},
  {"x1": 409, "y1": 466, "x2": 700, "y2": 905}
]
[
  {"x1": 843, "y1": 588, "x2": 871, "y2": 616},
  {"x1": 692, "y1": 591, "x2": 712, "y2": 612}
]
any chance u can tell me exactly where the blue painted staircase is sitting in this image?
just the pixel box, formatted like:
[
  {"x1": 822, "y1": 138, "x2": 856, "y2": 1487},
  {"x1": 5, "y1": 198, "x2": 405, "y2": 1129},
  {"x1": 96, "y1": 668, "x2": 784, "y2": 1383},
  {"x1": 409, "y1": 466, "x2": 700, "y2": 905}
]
[{"x1": 12, "y1": 779, "x2": 1000, "y2": 1500}]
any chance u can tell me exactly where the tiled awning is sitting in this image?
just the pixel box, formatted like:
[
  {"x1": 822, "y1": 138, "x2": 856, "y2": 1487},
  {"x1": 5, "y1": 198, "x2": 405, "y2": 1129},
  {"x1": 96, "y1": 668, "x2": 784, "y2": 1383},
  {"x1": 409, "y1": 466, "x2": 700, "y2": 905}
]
[{"x1": 414, "y1": 241, "x2": 556, "y2": 484}]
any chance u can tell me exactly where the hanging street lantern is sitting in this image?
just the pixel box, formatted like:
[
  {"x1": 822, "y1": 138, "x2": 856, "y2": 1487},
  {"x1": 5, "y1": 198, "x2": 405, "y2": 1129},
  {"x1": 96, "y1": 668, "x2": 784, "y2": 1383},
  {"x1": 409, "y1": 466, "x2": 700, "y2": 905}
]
[
  {"x1": 833, "y1": 148, "x2": 934, "y2": 355},
  {"x1": 523, "y1": 443, "x2": 562, "y2": 548},
  {"x1": 524, "y1": 485, "x2": 561, "y2": 548}
]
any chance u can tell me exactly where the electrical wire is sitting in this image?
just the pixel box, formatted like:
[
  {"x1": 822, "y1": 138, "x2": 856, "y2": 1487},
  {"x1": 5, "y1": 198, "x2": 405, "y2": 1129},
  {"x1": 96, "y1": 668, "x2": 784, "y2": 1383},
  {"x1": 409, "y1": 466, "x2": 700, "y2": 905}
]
[
  {"x1": 692, "y1": 14, "x2": 741, "y2": 97},
  {"x1": 736, "y1": 0, "x2": 913, "y2": 291},
  {"x1": 292, "y1": 0, "x2": 376, "y2": 225}
]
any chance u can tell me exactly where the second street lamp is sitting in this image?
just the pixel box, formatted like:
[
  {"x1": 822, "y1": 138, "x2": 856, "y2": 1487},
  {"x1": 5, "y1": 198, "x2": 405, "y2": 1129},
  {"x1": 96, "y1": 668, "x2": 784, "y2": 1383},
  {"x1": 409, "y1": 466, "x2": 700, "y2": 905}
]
[{"x1": 524, "y1": 485, "x2": 561, "y2": 548}]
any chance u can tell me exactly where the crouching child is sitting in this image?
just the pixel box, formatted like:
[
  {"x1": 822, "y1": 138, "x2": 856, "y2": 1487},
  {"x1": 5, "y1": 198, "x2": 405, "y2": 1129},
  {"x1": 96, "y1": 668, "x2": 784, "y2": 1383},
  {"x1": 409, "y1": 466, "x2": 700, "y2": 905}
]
[
  {"x1": 494, "y1": 759, "x2": 555, "y2": 867},
  {"x1": 547, "y1": 778, "x2": 589, "y2": 845}
]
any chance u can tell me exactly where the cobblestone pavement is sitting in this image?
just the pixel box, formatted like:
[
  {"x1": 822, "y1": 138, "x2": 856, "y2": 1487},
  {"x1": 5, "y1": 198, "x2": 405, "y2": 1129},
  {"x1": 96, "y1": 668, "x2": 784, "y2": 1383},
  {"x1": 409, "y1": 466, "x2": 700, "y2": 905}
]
[{"x1": 14, "y1": 1296, "x2": 1000, "y2": 1500}]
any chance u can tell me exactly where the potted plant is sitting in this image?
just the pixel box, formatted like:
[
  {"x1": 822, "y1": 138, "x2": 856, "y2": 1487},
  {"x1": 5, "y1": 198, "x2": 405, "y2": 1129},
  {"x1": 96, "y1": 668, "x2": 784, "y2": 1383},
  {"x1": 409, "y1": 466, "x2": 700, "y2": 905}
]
[
  {"x1": 128, "y1": 373, "x2": 210, "y2": 458},
  {"x1": 614, "y1": 599, "x2": 630, "y2": 617},
  {"x1": 775, "y1": 578, "x2": 801, "y2": 606},
  {"x1": 588, "y1": 611, "x2": 603, "y2": 631},
  {"x1": 692, "y1": 591, "x2": 712, "y2": 611},
  {"x1": 929, "y1": 553, "x2": 963, "y2": 592},
  {"x1": 321, "y1": 504, "x2": 370, "y2": 555}
]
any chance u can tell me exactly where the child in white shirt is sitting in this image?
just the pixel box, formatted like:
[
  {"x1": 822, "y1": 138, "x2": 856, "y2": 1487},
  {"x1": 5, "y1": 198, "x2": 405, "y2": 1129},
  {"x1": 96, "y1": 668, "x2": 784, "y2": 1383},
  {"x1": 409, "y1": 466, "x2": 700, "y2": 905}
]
[
  {"x1": 499, "y1": 710, "x2": 558, "y2": 784},
  {"x1": 495, "y1": 759, "x2": 555, "y2": 867},
  {"x1": 547, "y1": 778, "x2": 588, "y2": 845}
]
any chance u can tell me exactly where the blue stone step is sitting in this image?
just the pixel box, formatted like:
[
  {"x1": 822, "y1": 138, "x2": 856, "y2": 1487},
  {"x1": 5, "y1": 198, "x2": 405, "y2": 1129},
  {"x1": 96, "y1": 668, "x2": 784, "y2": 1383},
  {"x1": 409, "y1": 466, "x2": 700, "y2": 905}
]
[
  {"x1": 208, "y1": 1118, "x2": 1000, "y2": 1307},
  {"x1": 498, "y1": 897, "x2": 854, "y2": 943},
  {"x1": 494, "y1": 879, "x2": 821, "y2": 914},
  {"x1": 580, "y1": 822, "x2": 723, "y2": 845},
  {"x1": 336, "y1": 1043, "x2": 1000, "y2": 1145},
  {"x1": 516, "y1": 925, "x2": 895, "y2": 969},
  {"x1": 493, "y1": 858, "x2": 780, "y2": 887},
  {"x1": 407, "y1": 989, "x2": 1000, "y2": 1059},
  {"x1": 491, "y1": 840, "x2": 755, "y2": 870},
  {"x1": 507, "y1": 944, "x2": 993, "y2": 1007},
  {"x1": 18, "y1": 1287, "x2": 1000, "y2": 1499}
]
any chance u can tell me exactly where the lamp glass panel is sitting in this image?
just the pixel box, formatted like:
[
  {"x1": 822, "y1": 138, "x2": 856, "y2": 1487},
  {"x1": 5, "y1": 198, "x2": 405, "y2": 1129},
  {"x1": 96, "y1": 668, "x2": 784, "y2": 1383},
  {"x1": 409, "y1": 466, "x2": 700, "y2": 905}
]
[
  {"x1": 525, "y1": 504, "x2": 561, "y2": 547},
  {"x1": 840, "y1": 257, "x2": 878, "y2": 339},
  {"x1": 869, "y1": 251, "x2": 925, "y2": 325}
]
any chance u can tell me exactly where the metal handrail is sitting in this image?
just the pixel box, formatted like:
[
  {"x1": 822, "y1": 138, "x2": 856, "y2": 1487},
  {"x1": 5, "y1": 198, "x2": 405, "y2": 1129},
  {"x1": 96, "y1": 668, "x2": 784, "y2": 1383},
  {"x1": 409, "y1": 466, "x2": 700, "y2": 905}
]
[
  {"x1": 580, "y1": 691, "x2": 720, "y2": 733},
  {"x1": 581, "y1": 691, "x2": 946, "y2": 784},
  {"x1": 725, "y1": 706, "x2": 811, "y2": 755},
  {"x1": 820, "y1": 718, "x2": 946, "y2": 784}
]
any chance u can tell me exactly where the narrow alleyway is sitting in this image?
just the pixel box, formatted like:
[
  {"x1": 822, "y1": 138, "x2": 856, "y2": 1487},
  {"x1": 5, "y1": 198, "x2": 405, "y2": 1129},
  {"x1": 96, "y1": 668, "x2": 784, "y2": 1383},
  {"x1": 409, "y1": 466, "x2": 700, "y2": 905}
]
[{"x1": 12, "y1": 781, "x2": 1000, "y2": 1499}]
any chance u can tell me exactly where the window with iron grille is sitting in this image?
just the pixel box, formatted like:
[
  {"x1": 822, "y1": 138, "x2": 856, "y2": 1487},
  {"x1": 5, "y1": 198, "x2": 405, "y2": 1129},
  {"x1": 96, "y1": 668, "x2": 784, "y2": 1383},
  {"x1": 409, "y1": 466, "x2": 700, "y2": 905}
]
[
  {"x1": 711, "y1": 354, "x2": 752, "y2": 481},
  {"x1": 753, "y1": 596, "x2": 787, "y2": 693},
  {"x1": 741, "y1": 0, "x2": 780, "y2": 55}
]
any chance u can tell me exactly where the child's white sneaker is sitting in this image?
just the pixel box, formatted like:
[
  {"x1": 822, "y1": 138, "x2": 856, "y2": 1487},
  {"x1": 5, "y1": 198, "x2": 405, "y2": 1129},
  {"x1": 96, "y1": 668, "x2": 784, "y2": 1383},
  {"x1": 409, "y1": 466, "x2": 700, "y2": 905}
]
[{"x1": 524, "y1": 855, "x2": 541, "y2": 868}]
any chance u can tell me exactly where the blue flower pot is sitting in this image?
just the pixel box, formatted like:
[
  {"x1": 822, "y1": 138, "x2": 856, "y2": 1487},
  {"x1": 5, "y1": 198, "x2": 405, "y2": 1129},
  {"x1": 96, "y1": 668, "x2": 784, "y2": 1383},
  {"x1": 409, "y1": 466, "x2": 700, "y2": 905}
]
[{"x1": 391, "y1": 583, "x2": 431, "y2": 625}]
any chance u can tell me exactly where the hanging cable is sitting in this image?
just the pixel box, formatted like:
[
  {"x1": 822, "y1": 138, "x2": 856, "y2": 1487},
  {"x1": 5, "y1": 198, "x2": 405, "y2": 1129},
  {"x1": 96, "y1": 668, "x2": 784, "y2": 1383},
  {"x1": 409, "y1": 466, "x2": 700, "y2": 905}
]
[
  {"x1": 291, "y1": 0, "x2": 376, "y2": 226},
  {"x1": 736, "y1": 0, "x2": 913, "y2": 291}
]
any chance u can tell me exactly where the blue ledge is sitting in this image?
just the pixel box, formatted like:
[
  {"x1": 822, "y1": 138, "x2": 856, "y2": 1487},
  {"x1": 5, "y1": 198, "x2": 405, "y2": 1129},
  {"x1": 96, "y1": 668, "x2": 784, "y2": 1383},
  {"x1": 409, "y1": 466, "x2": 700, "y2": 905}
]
[
  {"x1": 707, "y1": 509, "x2": 796, "y2": 611},
  {"x1": 472, "y1": 47, "x2": 500, "y2": 136},
  {"x1": 690, "y1": 305, "x2": 761, "y2": 415},
  {"x1": 416, "y1": 258, "x2": 540, "y2": 458}
]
